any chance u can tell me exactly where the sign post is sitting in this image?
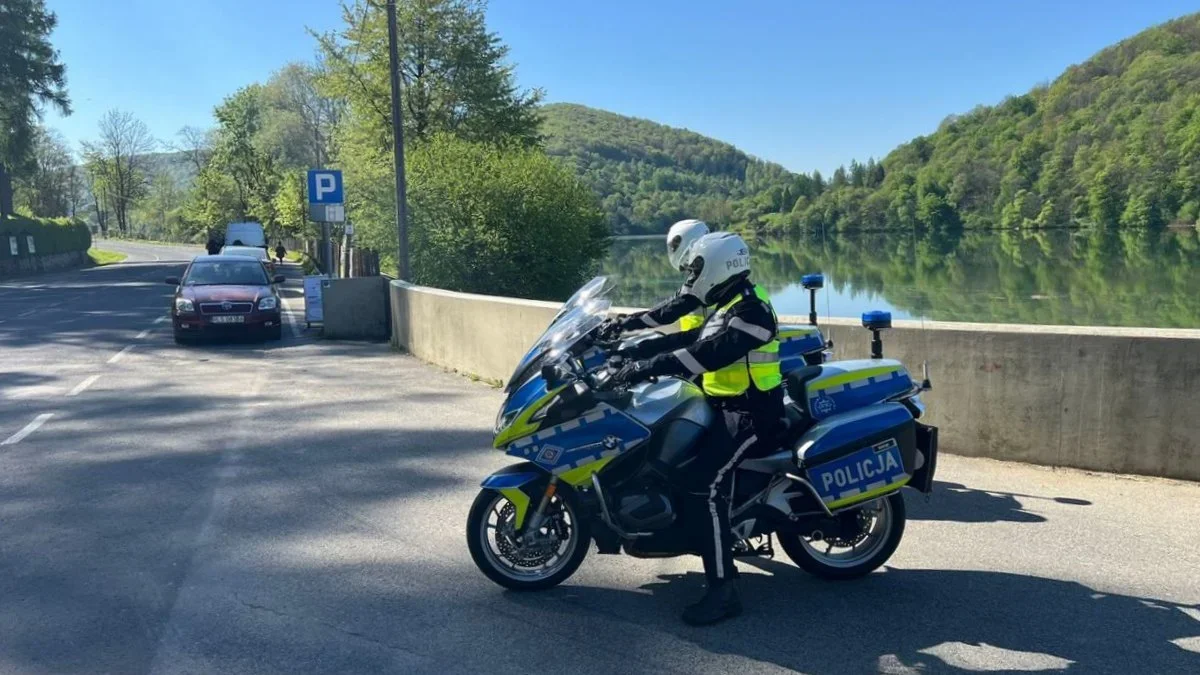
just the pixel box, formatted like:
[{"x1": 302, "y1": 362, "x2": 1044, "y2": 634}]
[
  {"x1": 307, "y1": 169, "x2": 345, "y2": 278},
  {"x1": 306, "y1": 169, "x2": 345, "y2": 326}
]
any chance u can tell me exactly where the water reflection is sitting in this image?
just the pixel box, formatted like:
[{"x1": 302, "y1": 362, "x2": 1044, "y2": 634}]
[{"x1": 603, "y1": 228, "x2": 1200, "y2": 328}]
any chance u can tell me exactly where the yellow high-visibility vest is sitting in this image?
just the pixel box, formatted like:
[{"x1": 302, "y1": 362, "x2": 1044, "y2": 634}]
[
  {"x1": 679, "y1": 307, "x2": 707, "y2": 331},
  {"x1": 702, "y1": 285, "x2": 782, "y2": 397}
]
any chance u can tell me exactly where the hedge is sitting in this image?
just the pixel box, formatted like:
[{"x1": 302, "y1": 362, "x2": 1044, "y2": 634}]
[{"x1": 0, "y1": 216, "x2": 92, "y2": 257}]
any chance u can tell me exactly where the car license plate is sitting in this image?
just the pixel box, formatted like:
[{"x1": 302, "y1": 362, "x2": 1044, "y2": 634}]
[{"x1": 211, "y1": 315, "x2": 244, "y2": 324}]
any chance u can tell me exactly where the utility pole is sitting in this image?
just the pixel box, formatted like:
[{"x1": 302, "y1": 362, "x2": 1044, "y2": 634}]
[{"x1": 386, "y1": 0, "x2": 410, "y2": 280}]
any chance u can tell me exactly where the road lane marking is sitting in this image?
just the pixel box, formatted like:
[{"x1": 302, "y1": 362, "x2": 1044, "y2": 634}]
[
  {"x1": 17, "y1": 309, "x2": 37, "y2": 317},
  {"x1": 108, "y1": 346, "x2": 135, "y2": 364},
  {"x1": 279, "y1": 295, "x2": 303, "y2": 338},
  {"x1": 136, "y1": 328, "x2": 152, "y2": 339},
  {"x1": 1, "y1": 413, "x2": 54, "y2": 446},
  {"x1": 155, "y1": 316, "x2": 168, "y2": 324},
  {"x1": 67, "y1": 375, "x2": 101, "y2": 397}
]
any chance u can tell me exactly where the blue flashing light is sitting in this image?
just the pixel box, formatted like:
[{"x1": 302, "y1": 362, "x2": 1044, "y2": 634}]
[
  {"x1": 801, "y1": 273, "x2": 825, "y2": 290},
  {"x1": 862, "y1": 310, "x2": 892, "y2": 330}
]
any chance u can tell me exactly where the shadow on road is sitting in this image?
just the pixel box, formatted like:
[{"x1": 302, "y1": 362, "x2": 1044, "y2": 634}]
[
  {"x1": 906, "y1": 480, "x2": 1093, "y2": 524},
  {"x1": 0, "y1": 368, "x2": 489, "y2": 674},
  {"x1": 0, "y1": 262, "x2": 183, "y2": 351},
  {"x1": 504, "y1": 558, "x2": 1198, "y2": 674}
]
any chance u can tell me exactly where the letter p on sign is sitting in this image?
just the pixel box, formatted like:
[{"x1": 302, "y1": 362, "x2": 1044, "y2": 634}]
[
  {"x1": 307, "y1": 169, "x2": 344, "y2": 205},
  {"x1": 316, "y1": 175, "x2": 336, "y2": 200}
]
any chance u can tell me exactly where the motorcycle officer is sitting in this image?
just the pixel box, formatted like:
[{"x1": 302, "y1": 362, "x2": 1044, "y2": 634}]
[
  {"x1": 606, "y1": 219, "x2": 711, "y2": 335},
  {"x1": 608, "y1": 232, "x2": 784, "y2": 626}
]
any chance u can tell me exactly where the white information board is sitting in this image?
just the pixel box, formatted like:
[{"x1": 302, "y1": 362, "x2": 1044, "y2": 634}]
[{"x1": 304, "y1": 275, "x2": 328, "y2": 324}]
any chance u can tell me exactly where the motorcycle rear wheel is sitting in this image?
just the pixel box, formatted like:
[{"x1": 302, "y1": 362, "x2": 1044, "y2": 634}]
[
  {"x1": 779, "y1": 492, "x2": 906, "y2": 580},
  {"x1": 467, "y1": 487, "x2": 590, "y2": 591}
]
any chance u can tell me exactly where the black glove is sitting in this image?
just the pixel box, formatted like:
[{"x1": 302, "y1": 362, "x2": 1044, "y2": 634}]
[
  {"x1": 597, "y1": 316, "x2": 625, "y2": 341},
  {"x1": 611, "y1": 358, "x2": 661, "y2": 387}
]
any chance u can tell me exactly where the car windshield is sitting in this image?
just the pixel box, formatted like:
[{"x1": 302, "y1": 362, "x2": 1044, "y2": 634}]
[
  {"x1": 183, "y1": 261, "x2": 269, "y2": 286},
  {"x1": 221, "y1": 247, "x2": 265, "y2": 259}
]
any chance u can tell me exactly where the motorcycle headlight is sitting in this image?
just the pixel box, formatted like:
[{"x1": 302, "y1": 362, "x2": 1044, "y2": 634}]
[
  {"x1": 175, "y1": 297, "x2": 195, "y2": 313},
  {"x1": 258, "y1": 296, "x2": 278, "y2": 311},
  {"x1": 495, "y1": 408, "x2": 520, "y2": 434}
]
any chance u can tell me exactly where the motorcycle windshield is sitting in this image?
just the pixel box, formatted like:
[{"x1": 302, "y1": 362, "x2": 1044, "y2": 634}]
[
  {"x1": 504, "y1": 277, "x2": 613, "y2": 392},
  {"x1": 551, "y1": 276, "x2": 613, "y2": 324}
]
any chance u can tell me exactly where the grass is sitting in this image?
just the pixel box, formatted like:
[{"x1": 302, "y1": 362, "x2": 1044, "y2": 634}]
[
  {"x1": 94, "y1": 235, "x2": 199, "y2": 247},
  {"x1": 285, "y1": 250, "x2": 320, "y2": 275},
  {"x1": 88, "y1": 248, "x2": 127, "y2": 266}
]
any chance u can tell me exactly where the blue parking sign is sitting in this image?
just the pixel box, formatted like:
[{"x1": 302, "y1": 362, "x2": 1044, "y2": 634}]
[{"x1": 307, "y1": 170, "x2": 344, "y2": 204}]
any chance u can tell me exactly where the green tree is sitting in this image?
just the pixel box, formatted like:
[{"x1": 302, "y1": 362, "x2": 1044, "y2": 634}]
[
  {"x1": 0, "y1": 0, "x2": 70, "y2": 173},
  {"x1": 849, "y1": 160, "x2": 866, "y2": 188},
  {"x1": 831, "y1": 166, "x2": 848, "y2": 188},
  {"x1": 1120, "y1": 191, "x2": 1164, "y2": 229},
  {"x1": 13, "y1": 126, "x2": 74, "y2": 217},
  {"x1": 135, "y1": 172, "x2": 180, "y2": 236},
  {"x1": 404, "y1": 134, "x2": 608, "y2": 299},
  {"x1": 811, "y1": 170, "x2": 825, "y2": 194},
  {"x1": 211, "y1": 85, "x2": 280, "y2": 229},
  {"x1": 182, "y1": 165, "x2": 241, "y2": 235},
  {"x1": 1088, "y1": 164, "x2": 1124, "y2": 228},
  {"x1": 316, "y1": 0, "x2": 541, "y2": 149}
]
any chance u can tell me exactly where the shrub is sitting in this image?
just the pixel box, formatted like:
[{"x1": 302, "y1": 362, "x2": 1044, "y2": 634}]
[
  {"x1": 0, "y1": 216, "x2": 91, "y2": 257},
  {"x1": 404, "y1": 134, "x2": 610, "y2": 300}
]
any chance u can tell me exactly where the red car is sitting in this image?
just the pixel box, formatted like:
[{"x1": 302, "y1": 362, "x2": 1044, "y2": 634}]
[{"x1": 167, "y1": 255, "x2": 285, "y2": 344}]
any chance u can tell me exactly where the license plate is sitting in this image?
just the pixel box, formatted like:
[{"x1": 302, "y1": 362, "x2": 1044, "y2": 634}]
[
  {"x1": 809, "y1": 438, "x2": 906, "y2": 503},
  {"x1": 211, "y1": 315, "x2": 245, "y2": 324}
]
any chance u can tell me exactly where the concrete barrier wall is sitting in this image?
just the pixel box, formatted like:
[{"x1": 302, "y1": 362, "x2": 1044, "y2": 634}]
[
  {"x1": 0, "y1": 250, "x2": 88, "y2": 278},
  {"x1": 390, "y1": 280, "x2": 1200, "y2": 480},
  {"x1": 390, "y1": 280, "x2": 562, "y2": 384},
  {"x1": 323, "y1": 276, "x2": 391, "y2": 340}
]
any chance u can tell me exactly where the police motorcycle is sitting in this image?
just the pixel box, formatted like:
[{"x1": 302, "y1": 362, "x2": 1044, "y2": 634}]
[{"x1": 467, "y1": 276, "x2": 938, "y2": 591}]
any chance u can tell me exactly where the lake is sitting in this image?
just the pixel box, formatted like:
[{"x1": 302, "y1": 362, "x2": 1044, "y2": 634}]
[{"x1": 602, "y1": 228, "x2": 1200, "y2": 328}]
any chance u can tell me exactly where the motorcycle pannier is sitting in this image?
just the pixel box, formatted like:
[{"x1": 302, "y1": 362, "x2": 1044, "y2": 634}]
[{"x1": 795, "y1": 402, "x2": 917, "y2": 510}]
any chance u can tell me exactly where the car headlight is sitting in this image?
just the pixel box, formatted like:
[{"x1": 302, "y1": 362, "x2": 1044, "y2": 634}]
[
  {"x1": 257, "y1": 296, "x2": 278, "y2": 310},
  {"x1": 175, "y1": 297, "x2": 195, "y2": 313}
]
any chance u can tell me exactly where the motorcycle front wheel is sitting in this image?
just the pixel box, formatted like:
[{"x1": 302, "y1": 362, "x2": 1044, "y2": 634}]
[
  {"x1": 466, "y1": 487, "x2": 591, "y2": 591},
  {"x1": 778, "y1": 491, "x2": 906, "y2": 580}
]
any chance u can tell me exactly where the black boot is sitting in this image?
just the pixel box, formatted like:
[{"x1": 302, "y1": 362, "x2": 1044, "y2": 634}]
[{"x1": 681, "y1": 580, "x2": 742, "y2": 626}]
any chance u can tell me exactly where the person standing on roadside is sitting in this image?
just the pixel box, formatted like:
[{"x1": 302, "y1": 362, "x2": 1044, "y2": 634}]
[{"x1": 274, "y1": 242, "x2": 286, "y2": 264}]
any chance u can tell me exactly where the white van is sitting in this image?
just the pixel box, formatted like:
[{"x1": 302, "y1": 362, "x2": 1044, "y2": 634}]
[{"x1": 225, "y1": 222, "x2": 267, "y2": 250}]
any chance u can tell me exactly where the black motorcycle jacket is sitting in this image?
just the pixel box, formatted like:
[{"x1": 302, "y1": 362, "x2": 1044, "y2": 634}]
[
  {"x1": 620, "y1": 285, "x2": 703, "y2": 331},
  {"x1": 625, "y1": 278, "x2": 782, "y2": 413}
]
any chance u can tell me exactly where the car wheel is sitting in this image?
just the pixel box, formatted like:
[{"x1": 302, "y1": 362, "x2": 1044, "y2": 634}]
[
  {"x1": 269, "y1": 324, "x2": 283, "y2": 341},
  {"x1": 173, "y1": 331, "x2": 189, "y2": 346}
]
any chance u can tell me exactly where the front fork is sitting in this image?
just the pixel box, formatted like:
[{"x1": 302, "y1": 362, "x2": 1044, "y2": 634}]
[{"x1": 521, "y1": 476, "x2": 559, "y2": 534}]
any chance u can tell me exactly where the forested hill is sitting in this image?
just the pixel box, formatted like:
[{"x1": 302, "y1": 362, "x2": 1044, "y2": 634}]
[
  {"x1": 753, "y1": 12, "x2": 1200, "y2": 234},
  {"x1": 546, "y1": 13, "x2": 1200, "y2": 235},
  {"x1": 540, "y1": 103, "x2": 806, "y2": 234}
]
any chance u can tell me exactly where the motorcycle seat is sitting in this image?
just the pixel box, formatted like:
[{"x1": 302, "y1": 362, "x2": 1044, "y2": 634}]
[{"x1": 783, "y1": 365, "x2": 823, "y2": 401}]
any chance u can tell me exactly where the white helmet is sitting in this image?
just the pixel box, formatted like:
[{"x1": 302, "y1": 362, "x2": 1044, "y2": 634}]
[
  {"x1": 684, "y1": 232, "x2": 751, "y2": 305},
  {"x1": 666, "y1": 219, "x2": 709, "y2": 271}
]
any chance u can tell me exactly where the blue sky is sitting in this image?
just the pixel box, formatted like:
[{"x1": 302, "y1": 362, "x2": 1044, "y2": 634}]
[{"x1": 44, "y1": 0, "x2": 1199, "y2": 174}]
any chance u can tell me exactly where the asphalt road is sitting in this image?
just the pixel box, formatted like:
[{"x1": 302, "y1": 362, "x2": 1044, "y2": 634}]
[{"x1": 1, "y1": 243, "x2": 1198, "y2": 674}]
